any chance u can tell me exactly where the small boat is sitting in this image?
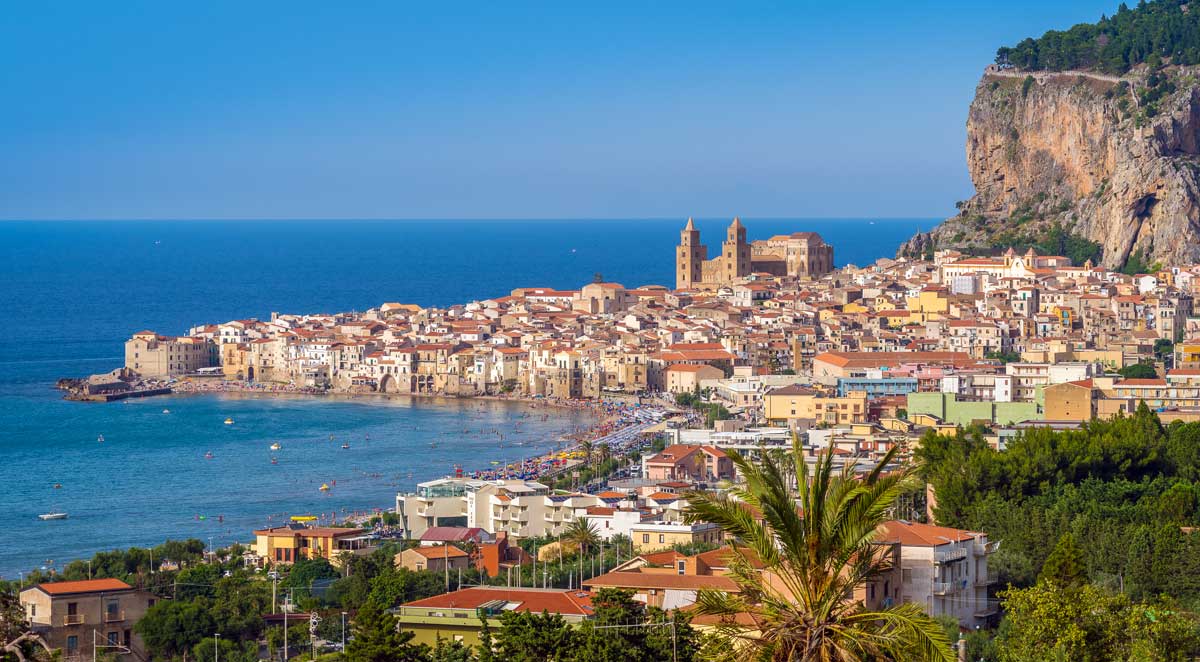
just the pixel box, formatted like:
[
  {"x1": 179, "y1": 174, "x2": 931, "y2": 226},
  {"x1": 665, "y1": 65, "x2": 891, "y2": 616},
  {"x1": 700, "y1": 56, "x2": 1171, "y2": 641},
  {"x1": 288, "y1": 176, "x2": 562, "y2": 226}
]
[
  {"x1": 162, "y1": 409, "x2": 171, "y2": 414},
  {"x1": 204, "y1": 451, "x2": 215, "y2": 460},
  {"x1": 319, "y1": 483, "x2": 331, "y2": 492},
  {"x1": 291, "y1": 515, "x2": 317, "y2": 522},
  {"x1": 97, "y1": 434, "x2": 104, "y2": 443},
  {"x1": 39, "y1": 513, "x2": 68, "y2": 521},
  {"x1": 341, "y1": 443, "x2": 350, "y2": 450},
  {"x1": 270, "y1": 457, "x2": 279, "y2": 465},
  {"x1": 224, "y1": 418, "x2": 234, "y2": 425},
  {"x1": 53, "y1": 483, "x2": 62, "y2": 489},
  {"x1": 270, "y1": 442, "x2": 282, "y2": 451}
]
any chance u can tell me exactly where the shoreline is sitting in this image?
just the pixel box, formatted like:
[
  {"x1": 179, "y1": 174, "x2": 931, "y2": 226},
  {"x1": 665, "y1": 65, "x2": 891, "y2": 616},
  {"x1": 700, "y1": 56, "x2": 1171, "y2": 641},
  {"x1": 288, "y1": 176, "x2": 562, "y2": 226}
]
[
  {"x1": 4, "y1": 395, "x2": 665, "y2": 580},
  {"x1": 141, "y1": 377, "x2": 626, "y2": 416}
]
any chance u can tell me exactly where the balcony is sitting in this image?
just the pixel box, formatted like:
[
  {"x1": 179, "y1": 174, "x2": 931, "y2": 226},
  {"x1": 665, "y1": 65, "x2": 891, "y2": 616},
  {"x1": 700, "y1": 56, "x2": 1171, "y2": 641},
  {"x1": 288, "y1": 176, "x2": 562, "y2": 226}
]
[
  {"x1": 933, "y1": 547, "x2": 967, "y2": 564},
  {"x1": 62, "y1": 614, "x2": 85, "y2": 625},
  {"x1": 932, "y1": 582, "x2": 953, "y2": 596},
  {"x1": 975, "y1": 570, "x2": 999, "y2": 586},
  {"x1": 975, "y1": 540, "x2": 1000, "y2": 555},
  {"x1": 104, "y1": 610, "x2": 126, "y2": 623}
]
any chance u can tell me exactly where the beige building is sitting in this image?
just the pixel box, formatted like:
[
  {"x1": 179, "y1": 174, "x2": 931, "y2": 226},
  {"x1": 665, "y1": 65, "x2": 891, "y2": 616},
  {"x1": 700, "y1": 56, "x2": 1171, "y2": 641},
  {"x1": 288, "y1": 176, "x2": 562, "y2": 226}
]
[
  {"x1": 124, "y1": 331, "x2": 217, "y2": 378},
  {"x1": 20, "y1": 578, "x2": 154, "y2": 661},
  {"x1": 396, "y1": 544, "x2": 470, "y2": 572},
  {"x1": 664, "y1": 363, "x2": 724, "y2": 394},
  {"x1": 763, "y1": 385, "x2": 868, "y2": 426}
]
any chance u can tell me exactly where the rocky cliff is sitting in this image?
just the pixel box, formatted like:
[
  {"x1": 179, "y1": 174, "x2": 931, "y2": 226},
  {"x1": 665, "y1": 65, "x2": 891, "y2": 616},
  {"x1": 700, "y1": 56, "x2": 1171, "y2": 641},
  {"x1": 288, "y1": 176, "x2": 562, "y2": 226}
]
[{"x1": 900, "y1": 66, "x2": 1200, "y2": 269}]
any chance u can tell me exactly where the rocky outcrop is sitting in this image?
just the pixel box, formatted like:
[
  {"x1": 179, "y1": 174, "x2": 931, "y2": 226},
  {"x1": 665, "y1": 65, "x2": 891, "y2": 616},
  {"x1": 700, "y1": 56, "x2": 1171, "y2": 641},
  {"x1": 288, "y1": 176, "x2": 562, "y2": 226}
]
[{"x1": 902, "y1": 66, "x2": 1200, "y2": 268}]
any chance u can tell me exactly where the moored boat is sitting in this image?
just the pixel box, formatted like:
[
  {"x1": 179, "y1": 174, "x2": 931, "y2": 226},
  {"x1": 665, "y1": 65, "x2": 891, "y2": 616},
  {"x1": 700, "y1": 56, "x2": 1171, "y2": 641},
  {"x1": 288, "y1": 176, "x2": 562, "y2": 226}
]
[{"x1": 38, "y1": 512, "x2": 68, "y2": 521}]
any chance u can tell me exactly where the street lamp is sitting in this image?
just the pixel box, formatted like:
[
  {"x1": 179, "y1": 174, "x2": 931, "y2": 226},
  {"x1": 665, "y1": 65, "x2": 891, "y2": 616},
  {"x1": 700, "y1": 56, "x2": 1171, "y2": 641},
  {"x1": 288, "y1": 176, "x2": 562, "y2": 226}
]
[
  {"x1": 214, "y1": 633, "x2": 220, "y2": 662},
  {"x1": 341, "y1": 612, "x2": 347, "y2": 654}
]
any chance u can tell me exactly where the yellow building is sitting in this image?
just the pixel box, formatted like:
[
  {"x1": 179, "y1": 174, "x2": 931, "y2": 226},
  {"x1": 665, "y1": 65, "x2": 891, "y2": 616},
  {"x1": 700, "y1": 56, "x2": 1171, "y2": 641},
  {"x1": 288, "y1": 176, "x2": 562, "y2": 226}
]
[
  {"x1": 253, "y1": 524, "x2": 376, "y2": 568},
  {"x1": 1179, "y1": 341, "x2": 1200, "y2": 369},
  {"x1": 763, "y1": 385, "x2": 869, "y2": 426},
  {"x1": 629, "y1": 522, "x2": 722, "y2": 553},
  {"x1": 397, "y1": 587, "x2": 593, "y2": 647}
]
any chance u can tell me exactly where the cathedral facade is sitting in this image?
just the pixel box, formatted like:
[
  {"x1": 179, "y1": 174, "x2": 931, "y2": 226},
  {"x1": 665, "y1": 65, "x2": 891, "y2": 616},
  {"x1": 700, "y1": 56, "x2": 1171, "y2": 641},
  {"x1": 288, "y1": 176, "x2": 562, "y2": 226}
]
[{"x1": 675, "y1": 217, "x2": 834, "y2": 290}]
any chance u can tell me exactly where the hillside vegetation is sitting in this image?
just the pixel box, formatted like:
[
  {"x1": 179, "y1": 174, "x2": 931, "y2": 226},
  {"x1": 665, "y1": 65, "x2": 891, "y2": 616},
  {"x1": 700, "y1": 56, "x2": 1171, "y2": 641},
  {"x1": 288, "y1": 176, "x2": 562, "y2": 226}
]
[{"x1": 997, "y1": 0, "x2": 1200, "y2": 73}]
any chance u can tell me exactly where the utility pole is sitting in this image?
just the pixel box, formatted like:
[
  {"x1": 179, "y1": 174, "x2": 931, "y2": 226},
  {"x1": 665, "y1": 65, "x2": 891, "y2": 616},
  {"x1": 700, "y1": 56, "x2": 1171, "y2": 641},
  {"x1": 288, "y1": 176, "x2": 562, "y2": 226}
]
[
  {"x1": 443, "y1": 545, "x2": 450, "y2": 592},
  {"x1": 214, "y1": 633, "x2": 220, "y2": 662},
  {"x1": 340, "y1": 612, "x2": 347, "y2": 656}
]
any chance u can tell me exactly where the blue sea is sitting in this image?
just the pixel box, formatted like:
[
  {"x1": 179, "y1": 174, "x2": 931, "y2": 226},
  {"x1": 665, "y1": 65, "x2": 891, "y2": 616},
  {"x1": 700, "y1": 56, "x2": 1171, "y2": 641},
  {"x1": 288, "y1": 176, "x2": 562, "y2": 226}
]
[{"x1": 0, "y1": 218, "x2": 924, "y2": 577}]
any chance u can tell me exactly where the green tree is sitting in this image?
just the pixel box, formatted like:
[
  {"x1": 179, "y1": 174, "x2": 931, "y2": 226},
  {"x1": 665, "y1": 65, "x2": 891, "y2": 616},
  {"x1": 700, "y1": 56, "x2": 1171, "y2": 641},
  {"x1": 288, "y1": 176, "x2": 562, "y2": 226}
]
[
  {"x1": 345, "y1": 600, "x2": 427, "y2": 662},
  {"x1": 493, "y1": 610, "x2": 575, "y2": 662},
  {"x1": 430, "y1": 636, "x2": 474, "y2": 662},
  {"x1": 684, "y1": 444, "x2": 954, "y2": 661},
  {"x1": 1120, "y1": 362, "x2": 1158, "y2": 379},
  {"x1": 561, "y1": 517, "x2": 601, "y2": 558},
  {"x1": 136, "y1": 601, "x2": 216, "y2": 661},
  {"x1": 1039, "y1": 533, "x2": 1087, "y2": 588}
]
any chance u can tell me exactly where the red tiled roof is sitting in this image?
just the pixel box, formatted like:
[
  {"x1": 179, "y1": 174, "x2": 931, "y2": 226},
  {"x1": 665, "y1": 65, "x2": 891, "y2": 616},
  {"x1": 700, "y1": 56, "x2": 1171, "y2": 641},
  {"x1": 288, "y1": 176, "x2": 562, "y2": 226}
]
[
  {"x1": 402, "y1": 587, "x2": 592, "y2": 615},
  {"x1": 35, "y1": 579, "x2": 132, "y2": 595}
]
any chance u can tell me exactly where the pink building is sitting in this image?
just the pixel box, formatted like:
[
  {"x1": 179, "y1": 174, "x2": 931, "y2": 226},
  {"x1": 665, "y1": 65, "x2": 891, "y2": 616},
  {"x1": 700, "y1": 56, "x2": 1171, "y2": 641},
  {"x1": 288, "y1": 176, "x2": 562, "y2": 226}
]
[{"x1": 643, "y1": 445, "x2": 733, "y2": 482}]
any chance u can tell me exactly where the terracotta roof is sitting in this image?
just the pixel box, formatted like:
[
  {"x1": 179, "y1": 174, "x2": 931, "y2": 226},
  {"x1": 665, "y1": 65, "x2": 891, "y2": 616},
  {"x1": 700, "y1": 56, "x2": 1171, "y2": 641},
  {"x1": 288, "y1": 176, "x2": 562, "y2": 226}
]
[
  {"x1": 35, "y1": 579, "x2": 132, "y2": 595},
  {"x1": 402, "y1": 587, "x2": 592, "y2": 615},
  {"x1": 407, "y1": 545, "x2": 469, "y2": 559},
  {"x1": 583, "y1": 571, "x2": 738, "y2": 592},
  {"x1": 878, "y1": 520, "x2": 979, "y2": 547}
]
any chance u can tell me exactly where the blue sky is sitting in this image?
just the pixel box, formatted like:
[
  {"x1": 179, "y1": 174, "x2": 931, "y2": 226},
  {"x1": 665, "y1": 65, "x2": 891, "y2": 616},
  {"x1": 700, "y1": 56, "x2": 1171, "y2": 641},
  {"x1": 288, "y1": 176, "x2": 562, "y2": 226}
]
[{"x1": 0, "y1": 1, "x2": 1118, "y2": 220}]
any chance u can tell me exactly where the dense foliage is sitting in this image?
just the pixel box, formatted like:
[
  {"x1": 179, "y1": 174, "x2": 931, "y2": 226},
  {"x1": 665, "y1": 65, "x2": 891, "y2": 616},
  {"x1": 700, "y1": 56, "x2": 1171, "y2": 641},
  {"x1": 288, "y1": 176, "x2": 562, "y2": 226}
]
[
  {"x1": 996, "y1": 0, "x2": 1200, "y2": 74},
  {"x1": 917, "y1": 406, "x2": 1200, "y2": 658},
  {"x1": 685, "y1": 445, "x2": 954, "y2": 661}
]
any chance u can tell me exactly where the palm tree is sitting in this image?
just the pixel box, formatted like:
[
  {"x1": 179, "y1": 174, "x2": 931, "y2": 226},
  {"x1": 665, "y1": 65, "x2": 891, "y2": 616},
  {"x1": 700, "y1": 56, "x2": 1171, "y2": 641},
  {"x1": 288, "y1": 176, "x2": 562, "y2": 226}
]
[
  {"x1": 562, "y1": 516, "x2": 601, "y2": 557},
  {"x1": 596, "y1": 442, "x2": 611, "y2": 465},
  {"x1": 580, "y1": 439, "x2": 595, "y2": 466},
  {"x1": 562, "y1": 516, "x2": 602, "y2": 589},
  {"x1": 684, "y1": 442, "x2": 954, "y2": 662}
]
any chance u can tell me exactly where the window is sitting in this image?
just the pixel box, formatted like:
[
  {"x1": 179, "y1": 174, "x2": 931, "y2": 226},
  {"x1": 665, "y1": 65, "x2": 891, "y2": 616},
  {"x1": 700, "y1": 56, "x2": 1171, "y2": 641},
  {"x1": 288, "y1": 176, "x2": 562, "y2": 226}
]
[
  {"x1": 677, "y1": 560, "x2": 686, "y2": 575},
  {"x1": 29, "y1": 605, "x2": 35, "y2": 617},
  {"x1": 659, "y1": 534, "x2": 665, "y2": 544},
  {"x1": 124, "y1": 630, "x2": 132, "y2": 648},
  {"x1": 66, "y1": 637, "x2": 78, "y2": 654},
  {"x1": 67, "y1": 602, "x2": 77, "y2": 616},
  {"x1": 107, "y1": 632, "x2": 119, "y2": 646},
  {"x1": 642, "y1": 534, "x2": 649, "y2": 543}
]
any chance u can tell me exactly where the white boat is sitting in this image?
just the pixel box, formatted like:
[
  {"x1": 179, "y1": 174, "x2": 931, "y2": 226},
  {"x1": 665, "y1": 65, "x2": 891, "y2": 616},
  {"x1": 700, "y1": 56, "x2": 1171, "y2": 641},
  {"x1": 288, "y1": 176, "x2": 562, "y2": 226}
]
[
  {"x1": 270, "y1": 442, "x2": 282, "y2": 451},
  {"x1": 39, "y1": 513, "x2": 68, "y2": 521}
]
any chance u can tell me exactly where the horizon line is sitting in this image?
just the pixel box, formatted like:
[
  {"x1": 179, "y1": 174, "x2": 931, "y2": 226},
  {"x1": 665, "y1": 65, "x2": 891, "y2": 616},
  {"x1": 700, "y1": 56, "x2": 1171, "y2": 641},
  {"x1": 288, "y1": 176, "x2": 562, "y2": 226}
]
[{"x1": 0, "y1": 215, "x2": 943, "y2": 223}]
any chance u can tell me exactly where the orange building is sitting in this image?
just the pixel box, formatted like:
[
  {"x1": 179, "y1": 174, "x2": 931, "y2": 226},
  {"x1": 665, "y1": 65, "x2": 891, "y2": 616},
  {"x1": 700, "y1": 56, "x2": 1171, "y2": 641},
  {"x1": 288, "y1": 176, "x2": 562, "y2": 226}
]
[{"x1": 253, "y1": 523, "x2": 376, "y2": 567}]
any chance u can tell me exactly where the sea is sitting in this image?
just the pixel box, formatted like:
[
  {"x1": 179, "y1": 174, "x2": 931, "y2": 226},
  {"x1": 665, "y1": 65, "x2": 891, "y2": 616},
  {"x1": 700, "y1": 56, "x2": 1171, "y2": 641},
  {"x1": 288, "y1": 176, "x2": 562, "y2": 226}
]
[{"x1": 0, "y1": 218, "x2": 925, "y2": 577}]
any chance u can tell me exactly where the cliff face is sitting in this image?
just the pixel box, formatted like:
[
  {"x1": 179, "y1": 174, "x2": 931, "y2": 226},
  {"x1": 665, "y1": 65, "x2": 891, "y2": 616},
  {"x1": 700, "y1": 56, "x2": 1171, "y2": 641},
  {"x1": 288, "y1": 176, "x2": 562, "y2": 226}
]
[{"x1": 901, "y1": 67, "x2": 1200, "y2": 268}]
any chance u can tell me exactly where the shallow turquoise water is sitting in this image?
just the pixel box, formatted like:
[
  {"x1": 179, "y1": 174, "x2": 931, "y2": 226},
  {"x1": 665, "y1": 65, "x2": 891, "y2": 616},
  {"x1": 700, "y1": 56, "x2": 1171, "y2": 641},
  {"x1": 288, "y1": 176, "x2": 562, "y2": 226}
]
[{"x1": 4, "y1": 392, "x2": 587, "y2": 577}]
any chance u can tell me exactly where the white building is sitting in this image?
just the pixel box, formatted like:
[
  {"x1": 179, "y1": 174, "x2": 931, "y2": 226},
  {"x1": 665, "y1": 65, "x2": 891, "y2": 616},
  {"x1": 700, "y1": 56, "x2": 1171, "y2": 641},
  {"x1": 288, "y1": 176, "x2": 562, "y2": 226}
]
[{"x1": 880, "y1": 520, "x2": 998, "y2": 627}]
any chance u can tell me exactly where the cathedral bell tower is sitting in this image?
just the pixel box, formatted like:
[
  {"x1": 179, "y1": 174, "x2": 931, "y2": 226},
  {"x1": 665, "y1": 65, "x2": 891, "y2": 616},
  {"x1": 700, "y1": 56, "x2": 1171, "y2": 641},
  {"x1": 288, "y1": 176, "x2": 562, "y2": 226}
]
[
  {"x1": 722, "y1": 217, "x2": 751, "y2": 281},
  {"x1": 676, "y1": 217, "x2": 706, "y2": 290}
]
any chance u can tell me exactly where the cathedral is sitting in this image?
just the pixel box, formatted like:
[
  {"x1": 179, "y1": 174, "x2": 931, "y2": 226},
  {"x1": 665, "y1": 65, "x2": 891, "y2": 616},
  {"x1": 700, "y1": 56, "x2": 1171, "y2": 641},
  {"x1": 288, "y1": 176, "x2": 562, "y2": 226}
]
[{"x1": 675, "y1": 217, "x2": 834, "y2": 290}]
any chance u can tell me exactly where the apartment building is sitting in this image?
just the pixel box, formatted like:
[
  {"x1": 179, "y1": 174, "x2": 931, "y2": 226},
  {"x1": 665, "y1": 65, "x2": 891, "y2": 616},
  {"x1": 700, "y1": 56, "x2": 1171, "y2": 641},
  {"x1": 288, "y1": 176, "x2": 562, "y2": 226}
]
[
  {"x1": 20, "y1": 579, "x2": 154, "y2": 662},
  {"x1": 879, "y1": 520, "x2": 997, "y2": 627},
  {"x1": 124, "y1": 331, "x2": 217, "y2": 378}
]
